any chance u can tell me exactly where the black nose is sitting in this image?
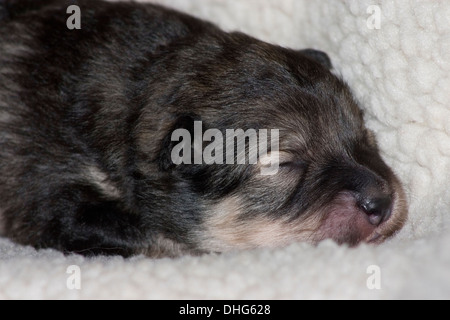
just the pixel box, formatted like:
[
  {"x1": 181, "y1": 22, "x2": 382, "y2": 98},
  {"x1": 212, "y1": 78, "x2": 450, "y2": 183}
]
[{"x1": 358, "y1": 195, "x2": 393, "y2": 226}]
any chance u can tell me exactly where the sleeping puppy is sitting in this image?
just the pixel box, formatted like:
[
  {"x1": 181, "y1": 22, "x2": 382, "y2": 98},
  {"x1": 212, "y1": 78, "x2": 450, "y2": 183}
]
[{"x1": 0, "y1": 0, "x2": 407, "y2": 257}]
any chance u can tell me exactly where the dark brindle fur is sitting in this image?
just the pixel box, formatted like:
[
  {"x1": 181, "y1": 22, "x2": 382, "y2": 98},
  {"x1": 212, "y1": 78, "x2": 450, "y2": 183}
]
[{"x1": 0, "y1": 0, "x2": 407, "y2": 257}]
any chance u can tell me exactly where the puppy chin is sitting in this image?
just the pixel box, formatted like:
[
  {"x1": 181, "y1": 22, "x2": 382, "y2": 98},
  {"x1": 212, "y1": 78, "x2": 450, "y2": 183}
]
[{"x1": 200, "y1": 197, "x2": 320, "y2": 252}]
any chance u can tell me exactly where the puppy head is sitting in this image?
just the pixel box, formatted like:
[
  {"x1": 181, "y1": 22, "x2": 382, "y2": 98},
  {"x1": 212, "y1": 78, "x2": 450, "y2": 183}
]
[{"x1": 143, "y1": 39, "x2": 408, "y2": 254}]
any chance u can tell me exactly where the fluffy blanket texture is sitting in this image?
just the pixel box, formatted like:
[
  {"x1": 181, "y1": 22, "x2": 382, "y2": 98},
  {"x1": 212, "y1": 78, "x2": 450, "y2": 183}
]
[{"x1": 1, "y1": 0, "x2": 449, "y2": 299}]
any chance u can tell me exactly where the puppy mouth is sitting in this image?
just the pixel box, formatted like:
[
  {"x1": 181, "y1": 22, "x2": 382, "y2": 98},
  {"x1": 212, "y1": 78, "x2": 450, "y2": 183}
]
[
  {"x1": 316, "y1": 191, "x2": 404, "y2": 246},
  {"x1": 366, "y1": 232, "x2": 383, "y2": 243},
  {"x1": 364, "y1": 216, "x2": 393, "y2": 244},
  {"x1": 200, "y1": 185, "x2": 407, "y2": 253}
]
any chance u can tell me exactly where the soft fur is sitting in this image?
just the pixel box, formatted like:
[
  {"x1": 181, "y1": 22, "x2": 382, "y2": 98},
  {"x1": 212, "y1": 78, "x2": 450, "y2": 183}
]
[{"x1": 0, "y1": 0, "x2": 407, "y2": 257}]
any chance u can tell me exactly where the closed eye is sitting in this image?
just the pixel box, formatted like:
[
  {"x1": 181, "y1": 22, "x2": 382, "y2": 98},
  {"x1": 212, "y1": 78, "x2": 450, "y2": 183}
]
[{"x1": 279, "y1": 160, "x2": 307, "y2": 170}]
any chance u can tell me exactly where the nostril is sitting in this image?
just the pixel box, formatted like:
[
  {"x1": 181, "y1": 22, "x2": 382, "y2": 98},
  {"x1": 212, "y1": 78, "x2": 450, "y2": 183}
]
[{"x1": 359, "y1": 196, "x2": 393, "y2": 226}]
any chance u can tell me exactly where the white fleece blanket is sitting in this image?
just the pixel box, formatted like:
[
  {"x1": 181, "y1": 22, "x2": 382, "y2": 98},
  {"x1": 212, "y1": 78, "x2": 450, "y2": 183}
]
[{"x1": 1, "y1": 0, "x2": 449, "y2": 300}]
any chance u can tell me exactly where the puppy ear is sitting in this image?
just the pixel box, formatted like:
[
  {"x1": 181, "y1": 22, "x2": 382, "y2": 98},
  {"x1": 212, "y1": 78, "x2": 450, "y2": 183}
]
[
  {"x1": 158, "y1": 114, "x2": 200, "y2": 172},
  {"x1": 299, "y1": 49, "x2": 333, "y2": 70}
]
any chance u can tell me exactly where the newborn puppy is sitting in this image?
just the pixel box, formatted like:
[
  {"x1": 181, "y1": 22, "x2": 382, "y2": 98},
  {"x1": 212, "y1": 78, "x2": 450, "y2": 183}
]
[{"x1": 0, "y1": 0, "x2": 407, "y2": 257}]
